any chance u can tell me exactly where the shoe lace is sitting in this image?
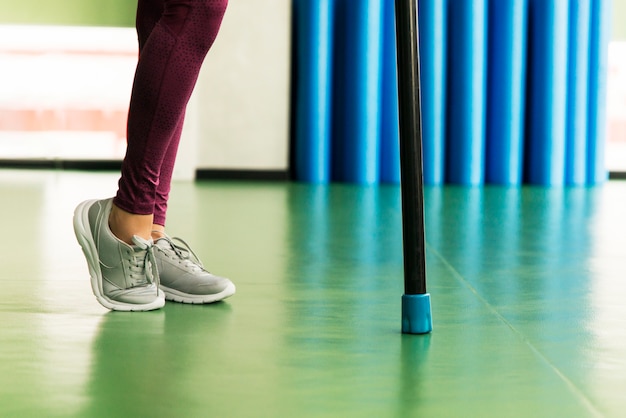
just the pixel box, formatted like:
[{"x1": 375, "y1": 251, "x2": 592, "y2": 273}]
[
  {"x1": 154, "y1": 232, "x2": 205, "y2": 272},
  {"x1": 130, "y1": 235, "x2": 160, "y2": 291}
]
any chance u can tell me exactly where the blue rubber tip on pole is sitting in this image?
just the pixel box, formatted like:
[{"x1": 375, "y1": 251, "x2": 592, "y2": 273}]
[{"x1": 402, "y1": 293, "x2": 433, "y2": 334}]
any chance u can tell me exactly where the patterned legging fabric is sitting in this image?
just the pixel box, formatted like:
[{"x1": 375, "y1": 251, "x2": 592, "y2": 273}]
[{"x1": 114, "y1": 0, "x2": 228, "y2": 226}]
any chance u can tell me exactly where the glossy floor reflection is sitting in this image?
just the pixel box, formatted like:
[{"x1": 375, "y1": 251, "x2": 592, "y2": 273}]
[{"x1": 0, "y1": 169, "x2": 625, "y2": 417}]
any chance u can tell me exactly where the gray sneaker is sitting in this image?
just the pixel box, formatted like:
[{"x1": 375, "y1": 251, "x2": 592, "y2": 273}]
[
  {"x1": 73, "y1": 198, "x2": 165, "y2": 311},
  {"x1": 154, "y1": 234, "x2": 236, "y2": 304}
]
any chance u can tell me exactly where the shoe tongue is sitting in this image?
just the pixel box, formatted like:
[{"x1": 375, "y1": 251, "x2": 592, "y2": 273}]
[
  {"x1": 155, "y1": 238, "x2": 172, "y2": 250},
  {"x1": 155, "y1": 238, "x2": 191, "y2": 259}
]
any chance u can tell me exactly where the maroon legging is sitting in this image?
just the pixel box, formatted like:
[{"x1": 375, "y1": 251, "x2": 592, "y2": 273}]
[{"x1": 114, "y1": 0, "x2": 228, "y2": 226}]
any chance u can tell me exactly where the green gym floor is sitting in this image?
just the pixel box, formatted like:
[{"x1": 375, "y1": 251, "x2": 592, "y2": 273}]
[{"x1": 1, "y1": 169, "x2": 625, "y2": 417}]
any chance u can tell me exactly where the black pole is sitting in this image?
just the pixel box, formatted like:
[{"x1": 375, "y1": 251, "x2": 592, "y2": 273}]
[{"x1": 395, "y1": 0, "x2": 432, "y2": 334}]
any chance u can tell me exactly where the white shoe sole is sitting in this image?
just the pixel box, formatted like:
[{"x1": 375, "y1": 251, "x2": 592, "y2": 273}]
[
  {"x1": 73, "y1": 199, "x2": 165, "y2": 312},
  {"x1": 160, "y1": 281, "x2": 236, "y2": 304}
]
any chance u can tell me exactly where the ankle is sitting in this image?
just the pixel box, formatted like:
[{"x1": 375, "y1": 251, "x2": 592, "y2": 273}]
[
  {"x1": 109, "y1": 203, "x2": 153, "y2": 245},
  {"x1": 151, "y1": 226, "x2": 166, "y2": 241}
]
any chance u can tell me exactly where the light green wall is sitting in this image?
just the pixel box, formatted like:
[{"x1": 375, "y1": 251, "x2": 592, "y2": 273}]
[
  {"x1": 0, "y1": 0, "x2": 136, "y2": 27},
  {"x1": 613, "y1": 0, "x2": 626, "y2": 40}
]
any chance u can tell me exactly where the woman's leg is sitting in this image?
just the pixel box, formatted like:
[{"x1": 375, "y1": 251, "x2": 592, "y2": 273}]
[
  {"x1": 112, "y1": 0, "x2": 228, "y2": 243},
  {"x1": 136, "y1": 0, "x2": 182, "y2": 236},
  {"x1": 74, "y1": 0, "x2": 231, "y2": 311},
  {"x1": 136, "y1": 0, "x2": 164, "y2": 51},
  {"x1": 153, "y1": 117, "x2": 184, "y2": 229}
]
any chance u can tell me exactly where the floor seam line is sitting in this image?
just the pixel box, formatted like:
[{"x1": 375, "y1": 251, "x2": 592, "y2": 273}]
[{"x1": 427, "y1": 244, "x2": 605, "y2": 418}]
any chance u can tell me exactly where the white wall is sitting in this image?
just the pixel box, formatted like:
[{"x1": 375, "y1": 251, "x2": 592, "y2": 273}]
[{"x1": 175, "y1": 0, "x2": 292, "y2": 179}]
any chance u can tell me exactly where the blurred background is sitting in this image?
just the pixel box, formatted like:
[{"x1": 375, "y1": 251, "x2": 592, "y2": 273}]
[
  {"x1": 0, "y1": 0, "x2": 291, "y2": 180},
  {"x1": 0, "y1": 0, "x2": 623, "y2": 182}
]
